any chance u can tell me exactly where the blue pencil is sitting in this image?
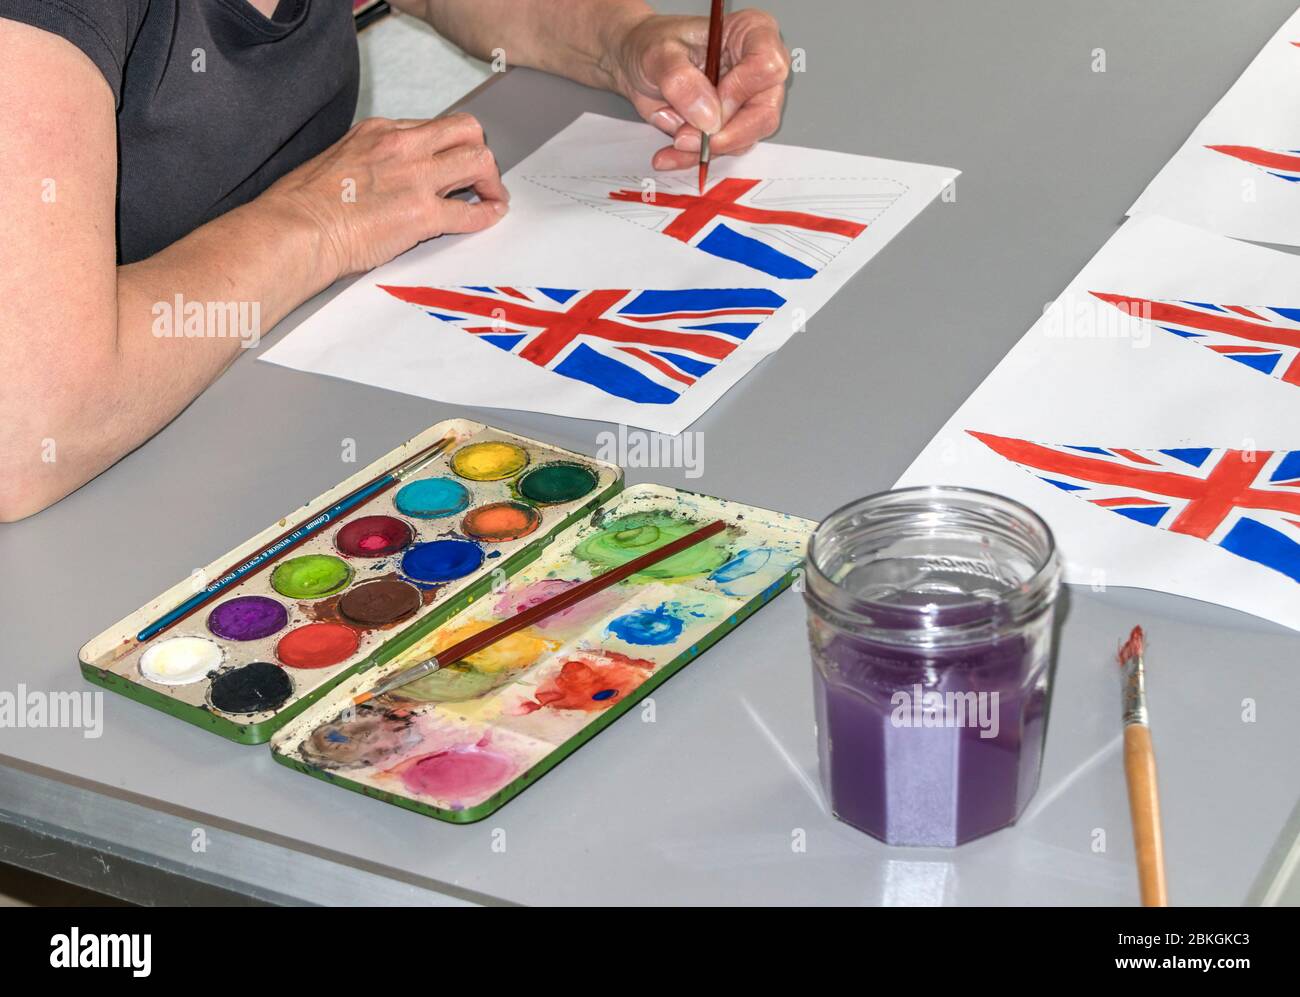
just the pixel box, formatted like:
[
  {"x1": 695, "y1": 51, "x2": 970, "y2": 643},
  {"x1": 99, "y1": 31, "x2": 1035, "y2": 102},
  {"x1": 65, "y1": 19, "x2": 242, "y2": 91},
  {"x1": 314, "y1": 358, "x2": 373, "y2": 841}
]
[{"x1": 133, "y1": 434, "x2": 455, "y2": 643}]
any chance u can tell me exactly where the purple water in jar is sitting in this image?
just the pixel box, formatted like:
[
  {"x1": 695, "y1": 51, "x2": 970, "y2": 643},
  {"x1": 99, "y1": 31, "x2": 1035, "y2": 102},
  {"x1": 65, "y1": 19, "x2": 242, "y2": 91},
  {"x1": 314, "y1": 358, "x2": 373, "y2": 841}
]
[{"x1": 804, "y1": 487, "x2": 1060, "y2": 847}]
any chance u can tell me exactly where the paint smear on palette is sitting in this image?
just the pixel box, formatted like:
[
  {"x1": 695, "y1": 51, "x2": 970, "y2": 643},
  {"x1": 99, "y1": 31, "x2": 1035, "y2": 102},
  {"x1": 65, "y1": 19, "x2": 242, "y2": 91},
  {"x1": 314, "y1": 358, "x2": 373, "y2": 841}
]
[
  {"x1": 383, "y1": 733, "x2": 519, "y2": 806},
  {"x1": 708, "y1": 547, "x2": 800, "y2": 598},
  {"x1": 605, "y1": 601, "x2": 707, "y2": 645},
  {"x1": 514, "y1": 650, "x2": 655, "y2": 714},
  {"x1": 299, "y1": 705, "x2": 423, "y2": 771},
  {"x1": 492, "y1": 578, "x2": 626, "y2": 634},
  {"x1": 575, "y1": 512, "x2": 733, "y2": 580},
  {"x1": 389, "y1": 619, "x2": 559, "y2": 703}
]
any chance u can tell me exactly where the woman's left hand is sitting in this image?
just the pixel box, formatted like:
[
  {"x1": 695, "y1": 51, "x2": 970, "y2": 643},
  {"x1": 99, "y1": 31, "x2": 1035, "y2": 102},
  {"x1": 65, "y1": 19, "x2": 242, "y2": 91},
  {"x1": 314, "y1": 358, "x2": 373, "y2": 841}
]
[{"x1": 607, "y1": 8, "x2": 790, "y2": 171}]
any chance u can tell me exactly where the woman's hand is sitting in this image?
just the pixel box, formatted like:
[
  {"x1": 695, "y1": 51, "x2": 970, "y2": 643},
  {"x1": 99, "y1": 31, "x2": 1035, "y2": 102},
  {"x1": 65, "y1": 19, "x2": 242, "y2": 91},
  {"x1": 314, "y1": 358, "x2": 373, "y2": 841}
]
[
  {"x1": 606, "y1": 8, "x2": 790, "y2": 171},
  {"x1": 262, "y1": 112, "x2": 509, "y2": 283}
]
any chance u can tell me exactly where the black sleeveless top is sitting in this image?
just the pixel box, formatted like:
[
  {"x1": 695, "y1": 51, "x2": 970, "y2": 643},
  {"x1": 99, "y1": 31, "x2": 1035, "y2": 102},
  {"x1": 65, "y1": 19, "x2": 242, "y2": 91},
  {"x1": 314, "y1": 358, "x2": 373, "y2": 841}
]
[{"x1": 1, "y1": 0, "x2": 359, "y2": 262}]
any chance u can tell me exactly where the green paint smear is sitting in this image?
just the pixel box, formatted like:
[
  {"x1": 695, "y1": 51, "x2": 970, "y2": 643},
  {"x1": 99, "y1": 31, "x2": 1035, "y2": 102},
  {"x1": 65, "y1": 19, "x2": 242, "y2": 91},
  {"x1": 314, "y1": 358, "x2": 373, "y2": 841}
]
[
  {"x1": 518, "y1": 463, "x2": 598, "y2": 505},
  {"x1": 271, "y1": 554, "x2": 353, "y2": 599},
  {"x1": 393, "y1": 666, "x2": 512, "y2": 704},
  {"x1": 573, "y1": 512, "x2": 732, "y2": 580}
]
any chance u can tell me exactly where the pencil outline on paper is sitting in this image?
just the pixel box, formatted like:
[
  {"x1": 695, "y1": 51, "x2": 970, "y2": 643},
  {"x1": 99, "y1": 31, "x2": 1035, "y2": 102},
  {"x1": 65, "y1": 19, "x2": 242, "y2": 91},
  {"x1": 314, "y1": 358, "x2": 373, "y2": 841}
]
[{"x1": 524, "y1": 175, "x2": 907, "y2": 279}]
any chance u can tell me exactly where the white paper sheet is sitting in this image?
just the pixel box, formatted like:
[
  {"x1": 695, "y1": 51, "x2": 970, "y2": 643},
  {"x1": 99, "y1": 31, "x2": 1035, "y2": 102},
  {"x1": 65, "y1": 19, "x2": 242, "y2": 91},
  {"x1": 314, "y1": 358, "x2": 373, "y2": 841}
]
[
  {"x1": 260, "y1": 113, "x2": 957, "y2": 434},
  {"x1": 896, "y1": 214, "x2": 1300, "y2": 630},
  {"x1": 1128, "y1": 6, "x2": 1300, "y2": 245}
]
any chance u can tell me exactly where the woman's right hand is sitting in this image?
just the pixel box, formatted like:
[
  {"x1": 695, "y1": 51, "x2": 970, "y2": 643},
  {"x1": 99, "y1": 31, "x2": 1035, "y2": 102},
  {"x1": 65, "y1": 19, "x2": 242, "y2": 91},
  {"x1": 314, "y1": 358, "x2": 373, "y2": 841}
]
[{"x1": 263, "y1": 112, "x2": 510, "y2": 283}]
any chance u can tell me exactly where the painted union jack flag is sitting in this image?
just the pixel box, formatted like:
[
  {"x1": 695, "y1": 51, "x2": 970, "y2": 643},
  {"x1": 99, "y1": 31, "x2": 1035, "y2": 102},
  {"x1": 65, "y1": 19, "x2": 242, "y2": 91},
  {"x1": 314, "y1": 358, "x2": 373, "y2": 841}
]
[
  {"x1": 526, "y1": 175, "x2": 903, "y2": 279},
  {"x1": 1091, "y1": 293, "x2": 1300, "y2": 386},
  {"x1": 1206, "y1": 145, "x2": 1300, "y2": 182},
  {"x1": 378, "y1": 284, "x2": 785, "y2": 405},
  {"x1": 970, "y1": 432, "x2": 1300, "y2": 583}
]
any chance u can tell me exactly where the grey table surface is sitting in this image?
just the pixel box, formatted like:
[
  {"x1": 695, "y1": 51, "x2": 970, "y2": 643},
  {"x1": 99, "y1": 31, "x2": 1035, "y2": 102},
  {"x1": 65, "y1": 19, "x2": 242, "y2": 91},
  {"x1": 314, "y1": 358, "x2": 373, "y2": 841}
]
[{"x1": 3, "y1": 0, "x2": 1300, "y2": 906}]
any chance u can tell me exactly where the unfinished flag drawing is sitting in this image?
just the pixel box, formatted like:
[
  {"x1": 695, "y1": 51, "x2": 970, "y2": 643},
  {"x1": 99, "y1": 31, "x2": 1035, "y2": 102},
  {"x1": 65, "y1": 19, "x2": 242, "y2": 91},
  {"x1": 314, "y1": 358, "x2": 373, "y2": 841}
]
[
  {"x1": 526, "y1": 175, "x2": 904, "y2": 279},
  {"x1": 378, "y1": 284, "x2": 785, "y2": 405},
  {"x1": 970, "y1": 432, "x2": 1300, "y2": 584},
  {"x1": 1091, "y1": 293, "x2": 1300, "y2": 385},
  {"x1": 1206, "y1": 145, "x2": 1300, "y2": 182}
]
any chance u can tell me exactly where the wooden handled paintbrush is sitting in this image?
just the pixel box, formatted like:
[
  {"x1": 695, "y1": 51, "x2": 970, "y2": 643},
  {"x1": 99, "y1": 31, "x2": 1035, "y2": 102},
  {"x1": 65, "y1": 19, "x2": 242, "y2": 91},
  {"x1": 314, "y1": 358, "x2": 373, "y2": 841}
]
[
  {"x1": 698, "y1": 0, "x2": 726, "y2": 192},
  {"x1": 1116, "y1": 625, "x2": 1169, "y2": 907}
]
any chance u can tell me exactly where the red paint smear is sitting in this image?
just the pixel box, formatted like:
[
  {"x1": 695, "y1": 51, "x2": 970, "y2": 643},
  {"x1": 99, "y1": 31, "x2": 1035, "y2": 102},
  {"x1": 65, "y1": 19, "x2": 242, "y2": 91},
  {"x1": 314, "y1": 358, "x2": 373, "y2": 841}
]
[
  {"x1": 1208, "y1": 344, "x2": 1276, "y2": 354},
  {"x1": 277, "y1": 622, "x2": 360, "y2": 669},
  {"x1": 1117, "y1": 625, "x2": 1145, "y2": 665},
  {"x1": 608, "y1": 177, "x2": 868, "y2": 241},
  {"x1": 1206, "y1": 144, "x2": 1300, "y2": 172},
  {"x1": 518, "y1": 651, "x2": 654, "y2": 714},
  {"x1": 492, "y1": 579, "x2": 624, "y2": 631},
  {"x1": 390, "y1": 740, "x2": 517, "y2": 800}
]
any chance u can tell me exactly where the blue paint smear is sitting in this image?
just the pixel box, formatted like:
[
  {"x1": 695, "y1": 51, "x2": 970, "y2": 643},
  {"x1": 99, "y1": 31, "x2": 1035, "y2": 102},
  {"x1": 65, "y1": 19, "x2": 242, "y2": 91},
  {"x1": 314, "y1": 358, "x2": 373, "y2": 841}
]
[
  {"x1": 620, "y1": 288, "x2": 786, "y2": 314},
  {"x1": 711, "y1": 548, "x2": 773, "y2": 583},
  {"x1": 1160, "y1": 447, "x2": 1213, "y2": 467},
  {"x1": 1219, "y1": 517, "x2": 1300, "y2": 583},
  {"x1": 1270, "y1": 450, "x2": 1300, "y2": 484},
  {"x1": 607, "y1": 604, "x2": 685, "y2": 646},
  {"x1": 538, "y1": 287, "x2": 579, "y2": 304},
  {"x1": 553, "y1": 343, "x2": 679, "y2": 404},
  {"x1": 401, "y1": 539, "x2": 484, "y2": 583},
  {"x1": 697, "y1": 224, "x2": 817, "y2": 280},
  {"x1": 1109, "y1": 505, "x2": 1168, "y2": 526},
  {"x1": 1041, "y1": 476, "x2": 1086, "y2": 492},
  {"x1": 481, "y1": 333, "x2": 527, "y2": 351},
  {"x1": 681, "y1": 321, "x2": 760, "y2": 338},
  {"x1": 1227, "y1": 352, "x2": 1280, "y2": 374},
  {"x1": 709, "y1": 548, "x2": 785, "y2": 598}
]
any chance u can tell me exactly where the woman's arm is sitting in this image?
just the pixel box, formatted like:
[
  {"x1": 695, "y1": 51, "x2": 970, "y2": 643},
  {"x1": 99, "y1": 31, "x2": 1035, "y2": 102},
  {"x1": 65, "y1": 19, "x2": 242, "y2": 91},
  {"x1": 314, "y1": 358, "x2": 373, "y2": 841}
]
[
  {"x1": 0, "y1": 19, "x2": 508, "y2": 522},
  {"x1": 396, "y1": 0, "x2": 790, "y2": 170}
]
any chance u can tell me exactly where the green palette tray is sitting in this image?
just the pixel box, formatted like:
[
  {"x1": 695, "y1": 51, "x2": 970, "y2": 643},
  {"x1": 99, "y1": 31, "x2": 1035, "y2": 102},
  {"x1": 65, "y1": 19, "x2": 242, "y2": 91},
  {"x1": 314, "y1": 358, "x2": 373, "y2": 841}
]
[{"x1": 270, "y1": 484, "x2": 815, "y2": 822}]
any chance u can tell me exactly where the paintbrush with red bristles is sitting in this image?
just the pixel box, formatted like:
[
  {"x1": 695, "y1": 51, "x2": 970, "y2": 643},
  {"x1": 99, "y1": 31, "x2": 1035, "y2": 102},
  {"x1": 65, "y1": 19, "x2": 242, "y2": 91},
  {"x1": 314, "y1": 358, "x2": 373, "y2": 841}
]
[
  {"x1": 697, "y1": 0, "x2": 726, "y2": 192},
  {"x1": 1116, "y1": 626, "x2": 1169, "y2": 906}
]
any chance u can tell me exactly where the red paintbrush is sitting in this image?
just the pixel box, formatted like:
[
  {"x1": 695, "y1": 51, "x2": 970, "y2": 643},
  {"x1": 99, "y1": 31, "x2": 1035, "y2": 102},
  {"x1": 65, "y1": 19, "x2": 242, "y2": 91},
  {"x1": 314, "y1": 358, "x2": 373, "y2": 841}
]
[
  {"x1": 353, "y1": 518, "x2": 729, "y2": 704},
  {"x1": 698, "y1": 0, "x2": 726, "y2": 192}
]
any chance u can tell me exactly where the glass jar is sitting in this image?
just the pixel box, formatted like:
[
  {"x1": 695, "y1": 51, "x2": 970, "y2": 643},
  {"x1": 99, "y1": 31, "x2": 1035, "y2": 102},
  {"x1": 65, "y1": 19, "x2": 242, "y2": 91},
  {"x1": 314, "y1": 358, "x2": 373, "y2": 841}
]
[{"x1": 804, "y1": 486, "x2": 1061, "y2": 847}]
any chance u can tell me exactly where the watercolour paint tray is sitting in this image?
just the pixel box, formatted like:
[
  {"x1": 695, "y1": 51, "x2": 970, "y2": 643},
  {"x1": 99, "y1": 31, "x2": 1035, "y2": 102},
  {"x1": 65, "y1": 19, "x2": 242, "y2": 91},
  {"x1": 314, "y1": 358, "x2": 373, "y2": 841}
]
[
  {"x1": 270, "y1": 484, "x2": 815, "y2": 823},
  {"x1": 78, "y1": 420, "x2": 622, "y2": 744}
]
